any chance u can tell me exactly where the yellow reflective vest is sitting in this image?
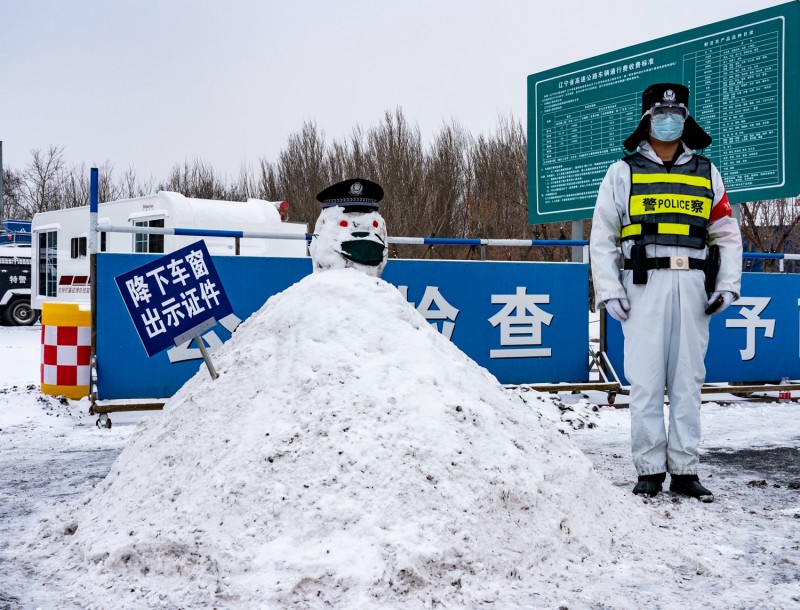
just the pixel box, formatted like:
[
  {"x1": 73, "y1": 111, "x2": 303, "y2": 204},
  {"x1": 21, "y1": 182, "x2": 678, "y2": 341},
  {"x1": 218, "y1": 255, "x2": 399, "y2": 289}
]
[{"x1": 621, "y1": 152, "x2": 713, "y2": 250}]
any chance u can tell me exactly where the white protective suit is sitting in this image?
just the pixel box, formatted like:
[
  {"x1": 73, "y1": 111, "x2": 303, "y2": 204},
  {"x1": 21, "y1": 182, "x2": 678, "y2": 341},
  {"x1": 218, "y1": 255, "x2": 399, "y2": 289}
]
[{"x1": 590, "y1": 141, "x2": 742, "y2": 476}]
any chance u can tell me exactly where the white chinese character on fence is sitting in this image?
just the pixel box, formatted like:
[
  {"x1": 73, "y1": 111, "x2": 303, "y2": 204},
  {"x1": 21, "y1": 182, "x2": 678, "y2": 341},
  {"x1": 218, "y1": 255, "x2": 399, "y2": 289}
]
[
  {"x1": 488, "y1": 287, "x2": 553, "y2": 358},
  {"x1": 145, "y1": 265, "x2": 170, "y2": 296},
  {"x1": 397, "y1": 286, "x2": 460, "y2": 339},
  {"x1": 416, "y1": 286, "x2": 460, "y2": 339},
  {"x1": 168, "y1": 258, "x2": 191, "y2": 286},
  {"x1": 185, "y1": 249, "x2": 209, "y2": 279},
  {"x1": 161, "y1": 297, "x2": 186, "y2": 327},
  {"x1": 141, "y1": 307, "x2": 167, "y2": 338},
  {"x1": 125, "y1": 275, "x2": 152, "y2": 308},
  {"x1": 725, "y1": 296, "x2": 774, "y2": 361},
  {"x1": 200, "y1": 279, "x2": 221, "y2": 308}
]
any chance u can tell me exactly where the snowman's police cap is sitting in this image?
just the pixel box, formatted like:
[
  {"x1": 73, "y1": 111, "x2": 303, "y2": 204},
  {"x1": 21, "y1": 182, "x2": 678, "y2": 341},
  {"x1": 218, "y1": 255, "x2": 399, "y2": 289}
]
[{"x1": 316, "y1": 178, "x2": 384, "y2": 211}]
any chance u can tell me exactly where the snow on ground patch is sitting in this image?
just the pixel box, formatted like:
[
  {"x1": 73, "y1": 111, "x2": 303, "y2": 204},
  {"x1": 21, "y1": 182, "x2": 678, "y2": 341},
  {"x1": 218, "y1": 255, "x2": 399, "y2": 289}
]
[{"x1": 33, "y1": 269, "x2": 670, "y2": 609}]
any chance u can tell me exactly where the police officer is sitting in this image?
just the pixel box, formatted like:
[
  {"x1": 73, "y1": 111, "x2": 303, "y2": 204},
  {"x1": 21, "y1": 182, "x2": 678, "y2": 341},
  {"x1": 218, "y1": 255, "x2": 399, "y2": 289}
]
[{"x1": 590, "y1": 83, "x2": 742, "y2": 501}]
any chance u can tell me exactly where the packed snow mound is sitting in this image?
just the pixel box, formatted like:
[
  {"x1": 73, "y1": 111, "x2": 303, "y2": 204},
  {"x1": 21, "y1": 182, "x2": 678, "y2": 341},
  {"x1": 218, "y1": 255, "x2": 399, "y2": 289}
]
[{"x1": 44, "y1": 269, "x2": 659, "y2": 608}]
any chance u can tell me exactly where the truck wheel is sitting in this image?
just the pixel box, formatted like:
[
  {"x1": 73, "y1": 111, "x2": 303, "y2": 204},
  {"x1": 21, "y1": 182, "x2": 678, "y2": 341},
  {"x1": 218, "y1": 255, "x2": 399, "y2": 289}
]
[{"x1": 4, "y1": 299, "x2": 38, "y2": 326}]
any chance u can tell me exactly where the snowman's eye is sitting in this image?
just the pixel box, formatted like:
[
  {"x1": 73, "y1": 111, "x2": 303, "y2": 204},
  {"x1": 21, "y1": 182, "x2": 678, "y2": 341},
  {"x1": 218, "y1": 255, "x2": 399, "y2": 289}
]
[
  {"x1": 372, "y1": 220, "x2": 380, "y2": 228},
  {"x1": 339, "y1": 220, "x2": 349, "y2": 227}
]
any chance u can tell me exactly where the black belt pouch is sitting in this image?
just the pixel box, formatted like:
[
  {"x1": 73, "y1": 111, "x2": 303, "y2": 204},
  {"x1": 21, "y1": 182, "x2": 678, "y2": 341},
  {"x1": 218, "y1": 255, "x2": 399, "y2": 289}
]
[{"x1": 631, "y1": 243, "x2": 648, "y2": 285}]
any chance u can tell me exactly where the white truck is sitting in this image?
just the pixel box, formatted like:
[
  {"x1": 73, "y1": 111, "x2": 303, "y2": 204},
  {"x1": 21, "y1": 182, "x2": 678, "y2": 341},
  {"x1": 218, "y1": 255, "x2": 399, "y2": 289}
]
[
  {"x1": 0, "y1": 243, "x2": 35, "y2": 325},
  {"x1": 30, "y1": 191, "x2": 307, "y2": 311},
  {"x1": 0, "y1": 220, "x2": 35, "y2": 325}
]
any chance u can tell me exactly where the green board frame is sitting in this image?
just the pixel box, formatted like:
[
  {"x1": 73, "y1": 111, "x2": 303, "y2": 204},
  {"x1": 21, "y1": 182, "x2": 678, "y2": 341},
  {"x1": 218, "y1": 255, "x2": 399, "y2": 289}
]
[{"x1": 527, "y1": 1, "x2": 800, "y2": 224}]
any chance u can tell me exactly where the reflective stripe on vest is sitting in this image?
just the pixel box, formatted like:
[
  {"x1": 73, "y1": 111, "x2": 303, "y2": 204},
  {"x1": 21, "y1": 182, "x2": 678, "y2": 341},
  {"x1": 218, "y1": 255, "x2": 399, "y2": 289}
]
[
  {"x1": 621, "y1": 153, "x2": 714, "y2": 249},
  {"x1": 631, "y1": 172, "x2": 711, "y2": 189},
  {"x1": 620, "y1": 222, "x2": 709, "y2": 240}
]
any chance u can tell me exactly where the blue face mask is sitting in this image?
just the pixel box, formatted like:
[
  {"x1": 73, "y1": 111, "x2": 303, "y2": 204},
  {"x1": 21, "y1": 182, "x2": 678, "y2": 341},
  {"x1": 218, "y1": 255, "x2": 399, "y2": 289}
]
[{"x1": 650, "y1": 113, "x2": 684, "y2": 142}]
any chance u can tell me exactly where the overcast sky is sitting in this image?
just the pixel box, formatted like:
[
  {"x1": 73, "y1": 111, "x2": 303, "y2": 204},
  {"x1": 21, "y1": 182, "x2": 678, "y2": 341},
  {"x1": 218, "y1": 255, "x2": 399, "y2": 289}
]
[{"x1": 1, "y1": 0, "x2": 789, "y2": 180}]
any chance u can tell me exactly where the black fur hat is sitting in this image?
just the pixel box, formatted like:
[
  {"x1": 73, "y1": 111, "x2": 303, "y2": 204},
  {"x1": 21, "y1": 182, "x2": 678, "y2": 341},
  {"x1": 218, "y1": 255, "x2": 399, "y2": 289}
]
[{"x1": 623, "y1": 83, "x2": 712, "y2": 152}]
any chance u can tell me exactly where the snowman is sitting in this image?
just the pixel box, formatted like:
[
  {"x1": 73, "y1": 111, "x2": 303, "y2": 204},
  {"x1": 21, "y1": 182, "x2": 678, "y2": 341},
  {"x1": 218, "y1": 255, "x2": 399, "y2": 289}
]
[{"x1": 309, "y1": 178, "x2": 388, "y2": 278}]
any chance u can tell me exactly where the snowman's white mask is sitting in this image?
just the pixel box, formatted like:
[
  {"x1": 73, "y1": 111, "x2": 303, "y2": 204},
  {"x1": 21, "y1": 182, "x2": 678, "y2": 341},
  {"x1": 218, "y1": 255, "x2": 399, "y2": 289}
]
[{"x1": 309, "y1": 205, "x2": 388, "y2": 277}]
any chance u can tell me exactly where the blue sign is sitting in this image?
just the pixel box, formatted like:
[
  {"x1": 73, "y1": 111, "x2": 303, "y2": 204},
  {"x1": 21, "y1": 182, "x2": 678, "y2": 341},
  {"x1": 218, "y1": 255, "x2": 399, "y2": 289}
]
[
  {"x1": 605, "y1": 273, "x2": 800, "y2": 384},
  {"x1": 97, "y1": 254, "x2": 589, "y2": 399},
  {"x1": 387, "y1": 260, "x2": 588, "y2": 386},
  {"x1": 113, "y1": 241, "x2": 233, "y2": 357},
  {"x1": 1, "y1": 220, "x2": 32, "y2": 245}
]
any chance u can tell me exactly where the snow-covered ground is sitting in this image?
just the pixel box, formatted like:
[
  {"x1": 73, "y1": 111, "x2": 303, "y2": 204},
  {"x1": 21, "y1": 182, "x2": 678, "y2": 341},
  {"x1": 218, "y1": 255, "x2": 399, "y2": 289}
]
[{"x1": 1, "y1": 275, "x2": 799, "y2": 609}]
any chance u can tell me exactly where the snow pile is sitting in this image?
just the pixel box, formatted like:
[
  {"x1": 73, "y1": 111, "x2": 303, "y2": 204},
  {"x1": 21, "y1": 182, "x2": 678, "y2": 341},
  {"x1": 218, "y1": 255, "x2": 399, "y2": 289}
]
[{"x1": 42, "y1": 269, "x2": 661, "y2": 608}]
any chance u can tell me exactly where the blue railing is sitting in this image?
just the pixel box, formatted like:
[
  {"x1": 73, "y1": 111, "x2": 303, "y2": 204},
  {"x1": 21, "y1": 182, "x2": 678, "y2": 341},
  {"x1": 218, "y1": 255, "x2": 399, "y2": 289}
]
[{"x1": 94, "y1": 225, "x2": 799, "y2": 262}]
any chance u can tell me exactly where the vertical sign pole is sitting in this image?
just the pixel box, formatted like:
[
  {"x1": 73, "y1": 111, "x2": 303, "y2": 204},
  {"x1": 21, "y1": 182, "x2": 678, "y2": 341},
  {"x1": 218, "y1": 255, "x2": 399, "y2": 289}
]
[
  {"x1": 194, "y1": 334, "x2": 219, "y2": 379},
  {"x1": 571, "y1": 220, "x2": 584, "y2": 263},
  {"x1": 89, "y1": 168, "x2": 99, "y2": 406}
]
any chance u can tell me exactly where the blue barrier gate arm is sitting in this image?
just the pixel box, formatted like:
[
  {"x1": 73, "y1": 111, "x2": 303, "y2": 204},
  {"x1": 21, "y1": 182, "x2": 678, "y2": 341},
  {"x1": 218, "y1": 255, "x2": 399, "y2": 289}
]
[
  {"x1": 91, "y1": 222, "x2": 800, "y2": 261},
  {"x1": 95, "y1": 222, "x2": 590, "y2": 248}
]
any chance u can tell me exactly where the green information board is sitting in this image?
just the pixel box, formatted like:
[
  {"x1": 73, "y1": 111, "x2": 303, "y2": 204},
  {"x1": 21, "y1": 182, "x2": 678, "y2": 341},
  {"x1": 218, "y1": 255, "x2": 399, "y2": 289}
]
[{"x1": 528, "y1": 1, "x2": 800, "y2": 223}]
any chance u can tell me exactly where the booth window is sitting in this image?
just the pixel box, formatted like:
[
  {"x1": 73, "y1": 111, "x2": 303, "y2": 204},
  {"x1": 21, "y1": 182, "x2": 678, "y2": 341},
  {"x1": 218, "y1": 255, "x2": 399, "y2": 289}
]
[
  {"x1": 70, "y1": 236, "x2": 87, "y2": 259},
  {"x1": 37, "y1": 230, "x2": 58, "y2": 297},
  {"x1": 134, "y1": 218, "x2": 165, "y2": 253}
]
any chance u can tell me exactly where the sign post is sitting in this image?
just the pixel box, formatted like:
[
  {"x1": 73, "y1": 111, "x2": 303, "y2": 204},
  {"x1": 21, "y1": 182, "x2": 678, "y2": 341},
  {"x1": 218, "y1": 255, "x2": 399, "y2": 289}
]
[
  {"x1": 194, "y1": 333, "x2": 219, "y2": 379},
  {"x1": 172, "y1": 317, "x2": 221, "y2": 379},
  {"x1": 528, "y1": 1, "x2": 800, "y2": 223},
  {"x1": 114, "y1": 240, "x2": 232, "y2": 379}
]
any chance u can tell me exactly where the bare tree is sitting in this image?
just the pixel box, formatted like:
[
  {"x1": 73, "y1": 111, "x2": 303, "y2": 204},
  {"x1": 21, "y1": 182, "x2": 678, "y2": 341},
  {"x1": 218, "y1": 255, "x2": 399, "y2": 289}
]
[
  {"x1": 61, "y1": 164, "x2": 90, "y2": 209},
  {"x1": 5, "y1": 111, "x2": 586, "y2": 265},
  {"x1": 1, "y1": 166, "x2": 25, "y2": 220},
  {"x1": 4, "y1": 149, "x2": 161, "y2": 218},
  {"x1": 254, "y1": 159, "x2": 281, "y2": 202},
  {"x1": 272, "y1": 121, "x2": 332, "y2": 227},
  {"x1": 231, "y1": 162, "x2": 258, "y2": 202},
  {"x1": 739, "y1": 197, "x2": 800, "y2": 272},
  {"x1": 118, "y1": 166, "x2": 156, "y2": 200},
  {"x1": 464, "y1": 115, "x2": 569, "y2": 261},
  {"x1": 159, "y1": 158, "x2": 229, "y2": 200},
  {"x1": 18, "y1": 146, "x2": 69, "y2": 216},
  {"x1": 367, "y1": 109, "x2": 424, "y2": 224},
  {"x1": 417, "y1": 121, "x2": 470, "y2": 258}
]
